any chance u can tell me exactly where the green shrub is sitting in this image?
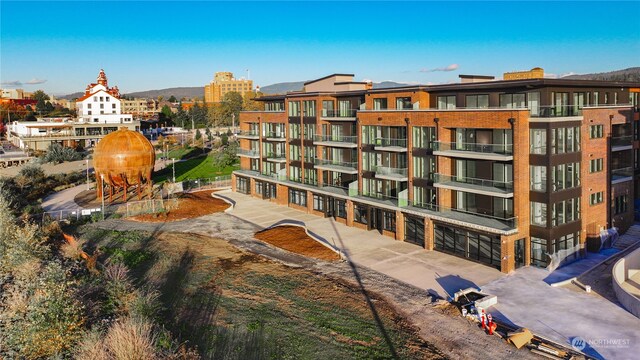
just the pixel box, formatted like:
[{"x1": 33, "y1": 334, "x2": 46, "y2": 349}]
[{"x1": 42, "y1": 143, "x2": 83, "y2": 164}]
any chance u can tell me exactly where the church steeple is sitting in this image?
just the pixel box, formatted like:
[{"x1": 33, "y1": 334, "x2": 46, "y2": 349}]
[{"x1": 97, "y1": 69, "x2": 108, "y2": 87}]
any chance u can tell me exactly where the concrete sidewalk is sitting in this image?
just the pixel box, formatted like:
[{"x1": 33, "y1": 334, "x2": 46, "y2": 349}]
[
  {"x1": 42, "y1": 184, "x2": 93, "y2": 212},
  {"x1": 220, "y1": 190, "x2": 503, "y2": 300}
]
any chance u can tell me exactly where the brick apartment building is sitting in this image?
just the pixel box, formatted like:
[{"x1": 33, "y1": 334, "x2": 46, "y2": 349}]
[{"x1": 232, "y1": 73, "x2": 640, "y2": 273}]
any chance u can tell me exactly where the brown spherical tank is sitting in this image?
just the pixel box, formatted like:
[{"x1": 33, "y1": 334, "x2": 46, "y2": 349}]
[{"x1": 94, "y1": 127, "x2": 155, "y2": 202}]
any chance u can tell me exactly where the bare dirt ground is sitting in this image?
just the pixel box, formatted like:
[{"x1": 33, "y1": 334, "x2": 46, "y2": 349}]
[
  {"x1": 91, "y1": 213, "x2": 540, "y2": 360},
  {"x1": 130, "y1": 191, "x2": 229, "y2": 222},
  {"x1": 79, "y1": 226, "x2": 446, "y2": 359},
  {"x1": 254, "y1": 225, "x2": 340, "y2": 261}
]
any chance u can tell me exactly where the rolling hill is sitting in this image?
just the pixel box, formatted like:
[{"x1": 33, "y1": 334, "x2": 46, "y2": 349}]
[{"x1": 563, "y1": 67, "x2": 640, "y2": 82}]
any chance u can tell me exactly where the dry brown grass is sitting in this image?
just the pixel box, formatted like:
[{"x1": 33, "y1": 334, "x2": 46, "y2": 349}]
[
  {"x1": 129, "y1": 191, "x2": 229, "y2": 222},
  {"x1": 76, "y1": 318, "x2": 158, "y2": 360}
]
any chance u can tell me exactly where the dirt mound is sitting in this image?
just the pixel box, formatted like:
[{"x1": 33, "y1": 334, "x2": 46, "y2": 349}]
[
  {"x1": 130, "y1": 191, "x2": 229, "y2": 222},
  {"x1": 255, "y1": 225, "x2": 340, "y2": 261}
]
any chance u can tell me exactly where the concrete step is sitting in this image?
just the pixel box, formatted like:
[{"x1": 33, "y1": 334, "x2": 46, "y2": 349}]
[{"x1": 613, "y1": 225, "x2": 640, "y2": 250}]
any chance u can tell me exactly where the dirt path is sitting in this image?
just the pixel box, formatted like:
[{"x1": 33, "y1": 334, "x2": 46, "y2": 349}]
[{"x1": 92, "y1": 213, "x2": 540, "y2": 360}]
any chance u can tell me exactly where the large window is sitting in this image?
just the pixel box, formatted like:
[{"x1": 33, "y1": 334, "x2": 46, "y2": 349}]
[
  {"x1": 554, "y1": 232, "x2": 580, "y2": 263},
  {"x1": 303, "y1": 100, "x2": 316, "y2": 117},
  {"x1": 412, "y1": 126, "x2": 436, "y2": 149},
  {"x1": 551, "y1": 162, "x2": 580, "y2": 191},
  {"x1": 499, "y1": 93, "x2": 526, "y2": 108},
  {"x1": 289, "y1": 165, "x2": 301, "y2": 182},
  {"x1": 413, "y1": 156, "x2": 436, "y2": 179},
  {"x1": 383, "y1": 210, "x2": 396, "y2": 232},
  {"x1": 396, "y1": 97, "x2": 412, "y2": 109},
  {"x1": 551, "y1": 127, "x2": 580, "y2": 154},
  {"x1": 265, "y1": 102, "x2": 284, "y2": 111},
  {"x1": 288, "y1": 101, "x2": 300, "y2": 117},
  {"x1": 589, "y1": 158, "x2": 604, "y2": 173},
  {"x1": 437, "y1": 95, "x2": 456, "y2": 109},
  {"x1": 354, "y1": 204, "x2": 368, "y2": 224},
  {"x1": 465, "y1": 94, "x2": 489, "y2": 108},
  {"x1": 551, "y1": 198, "x2": 580, "y2": 226},
  {"x1": 531, "y1": 237, "x2": 549, "y2": 268},
  {"x1": 313, "y1": 194, "x2": 324, "y2": 211},
  {"x1": 530, "y1": 129, "x2": 547, "y2": 154},
  {"x1": 530, "y1": 166, "x2": 547, "y2": 192},
  {"x1": 303, "y1": 124, "x2": 315, "y2": 140},
  {"x1": 373, "y1": 98, "x2": 388, "y2": 110},
  {"x1": 289, "y1": 144, "x2": 301, "y2": 161},
  {"x1": 321, "y1": 100, "x2": 334, "y2": 116},
  {"x1": 335, "y1": 199, "x2": 346, "y2": 218},
  {"x1": 405, "y1": 216, "x2": 425, "y2": 247},
  {"x1": 531, "y1": 201, "x2": 547, "y2": 226},
  {"x1": 614, "y1": 195, "x2": 629, "y2": 215},
  {"x1": 413, "y1": 186, "x2": 436, "y2": 209},
  {"x1": 289, "y1": 123, "x2": 301, "y2": 139},
  {"x1": 434, "y1": 225, "x2": 501, "y2": 268},
  {"x1": 304, "y1": 146, "x2": 316, "y2": 163},
  {"x1": 589, "y1": 125, "x2": 604, "y2": 139},
  {"x1": 288, "y1": 189, "x2": 307, "y2": 207},
  {"x1": 236, "y1": 177, "x2": 249, "y2": 194},
  {"x1": 590, "y1": 191, "x2": 604, "y2": 205}
]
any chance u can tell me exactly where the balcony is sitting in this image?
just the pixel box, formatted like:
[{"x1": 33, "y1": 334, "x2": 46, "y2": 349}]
[
  {"x1": 612, "y1": 135, "x2": 633, "y2": 151},
  {"x1": 313, "y1": 135, "x2": 358, "y2": 148},
  {"x1": 433, "y1": 141, "x2": 513, "y2": 161},
  {"x1": 265, "y1": 152, "x2": 286, "y2": 162},
  {"x1": 432, "y1": 174, "x2": 513, "y2": 198},
  {"x1": 236, "y1": 129, "x2": 260, "y2": 139},
  {"x1": 529, "y1": 105, "x2": 583, "y2": 118},
  {"x1": 407, "y1": 201, "x2": 517, "y2": 233},
  {"x1": 314, "y1": 158, "x2": 358, "y2": 174},
  {"x1": 374, "y1": 166, "x2": 408, "y2": 181},
  {"x1": 612, "y1": 167, "x2": 633, "y2": 184},
  {"x1": 374, "y1": 138, "x2": 408, "y2": 152},
  {"x1": 320, "y1": 109, "x2": 357, "y2": 121},
  {"x1": 263, "y1": 131, "x2": 286, "y2": 141},
  {"x1": 237, "y1": 148, "x2": 260, "y2": 158}
]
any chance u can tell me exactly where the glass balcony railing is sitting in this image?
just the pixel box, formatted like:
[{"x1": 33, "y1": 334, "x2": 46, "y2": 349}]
[
  {"x1": 265, "y1": 152, "x2": 286, "y2": 160},
  {"x1": 374, "y1": 166, "x2": 408, "y2": 178},
  {"x1": 237, "y1": 129, "x2": 260, "y2": 137},
  {"x1": 529, "y1": 105, "x2": 583, "y2": 118},
  {"x1": 314, "y1": 158, "x2": 358, "y2": 169},
  {"x1": 264, "y1": 131, "x2": 286, "y2": 139},
  {"x1": 433, "y1": 174, "x2": 513, "y2": 190},
  {"x1": 321, "y1": 109, "x2": 357, "y2": 118},
  {"x1": 314, "y1": 135, "x2": 357, "y2": 143},
  {"x1": 612, "y1": 135, "x2": 633, "y2": 147},
  {"x1": 237, "y1": 149, "x2": 260, "y2": 157},
  {"x1": 433, "y1": 141, "x2": 513, "y2": 155},
  {"x1": 407, "y1": 200, "x2": 517, "y2": 229},
  {"x1": 375, "y1": 138, "x2": 408, "y2": 148}
]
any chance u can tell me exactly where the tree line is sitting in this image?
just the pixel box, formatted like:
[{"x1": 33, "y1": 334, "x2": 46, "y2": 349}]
[{"x1": 160, "y1": 91, "x2": 263, "y2": 129}]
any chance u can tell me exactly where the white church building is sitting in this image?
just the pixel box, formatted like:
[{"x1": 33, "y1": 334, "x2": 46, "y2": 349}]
[{"x1": 76, "y1": 69, "x2": 133, "y2": 124}]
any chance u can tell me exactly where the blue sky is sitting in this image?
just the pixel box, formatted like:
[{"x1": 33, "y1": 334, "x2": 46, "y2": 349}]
[{"x1": 1, "y1": 1, "x2": 639, "y2": 95}]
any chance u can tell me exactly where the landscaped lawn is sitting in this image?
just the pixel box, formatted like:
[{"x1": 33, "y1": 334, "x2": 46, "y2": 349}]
[
  {"x1": 153, "y1": 154, "x2": 238, "y2": 183},
  {"x1": 155, "y1": 146, "x2": 204, "y2": 160}
]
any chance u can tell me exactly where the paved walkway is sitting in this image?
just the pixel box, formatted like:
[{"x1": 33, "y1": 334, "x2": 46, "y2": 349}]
[
  {"x1": 221, "y1": 190, "x2": 640, "y2": 360},
  {"x1": 42, "y1": 183, "x2": 93, "y2": 212},
  {"x1": 219, "y1": 191, "x2": 503, "y2": 299}
]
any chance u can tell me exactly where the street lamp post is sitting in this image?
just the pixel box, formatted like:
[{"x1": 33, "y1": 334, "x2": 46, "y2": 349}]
[
  {"x1": 85, "y1": 159, "x2": 90, "y2": 191},
  {"x1": 100, "y1": 174, "x2": 105, "y2": 220},
  {"x1": 171, "y1": 158, "x2": 176, "y2": 183}
]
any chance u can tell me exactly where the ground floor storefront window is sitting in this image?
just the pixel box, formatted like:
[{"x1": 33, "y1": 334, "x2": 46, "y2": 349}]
[
  {"x1": 434, "y1": 224, "x2": 501, "y2": 269},
  {"x1": 236, "y1": 177, "x2": 249, "y2": 194},
  {"x1": 530, "y1": 237, "x2": 548, "y2": 268},
  {"x1": 405, "y1": 216, "x2": 424, "y2": 247}
]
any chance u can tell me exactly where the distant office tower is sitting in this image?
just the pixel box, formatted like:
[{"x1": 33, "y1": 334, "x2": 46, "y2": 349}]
[{"x1": 204, "y1": 71, "x2": 253, "y2": 103}]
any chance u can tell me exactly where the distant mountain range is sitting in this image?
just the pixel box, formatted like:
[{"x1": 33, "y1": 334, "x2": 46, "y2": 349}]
[
  {"x1": 59, "y1": 67, "x2": 640, "y2": 100},
  {"x1": 563, "y1": 67, "x2": 640, "y2": 82}
]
